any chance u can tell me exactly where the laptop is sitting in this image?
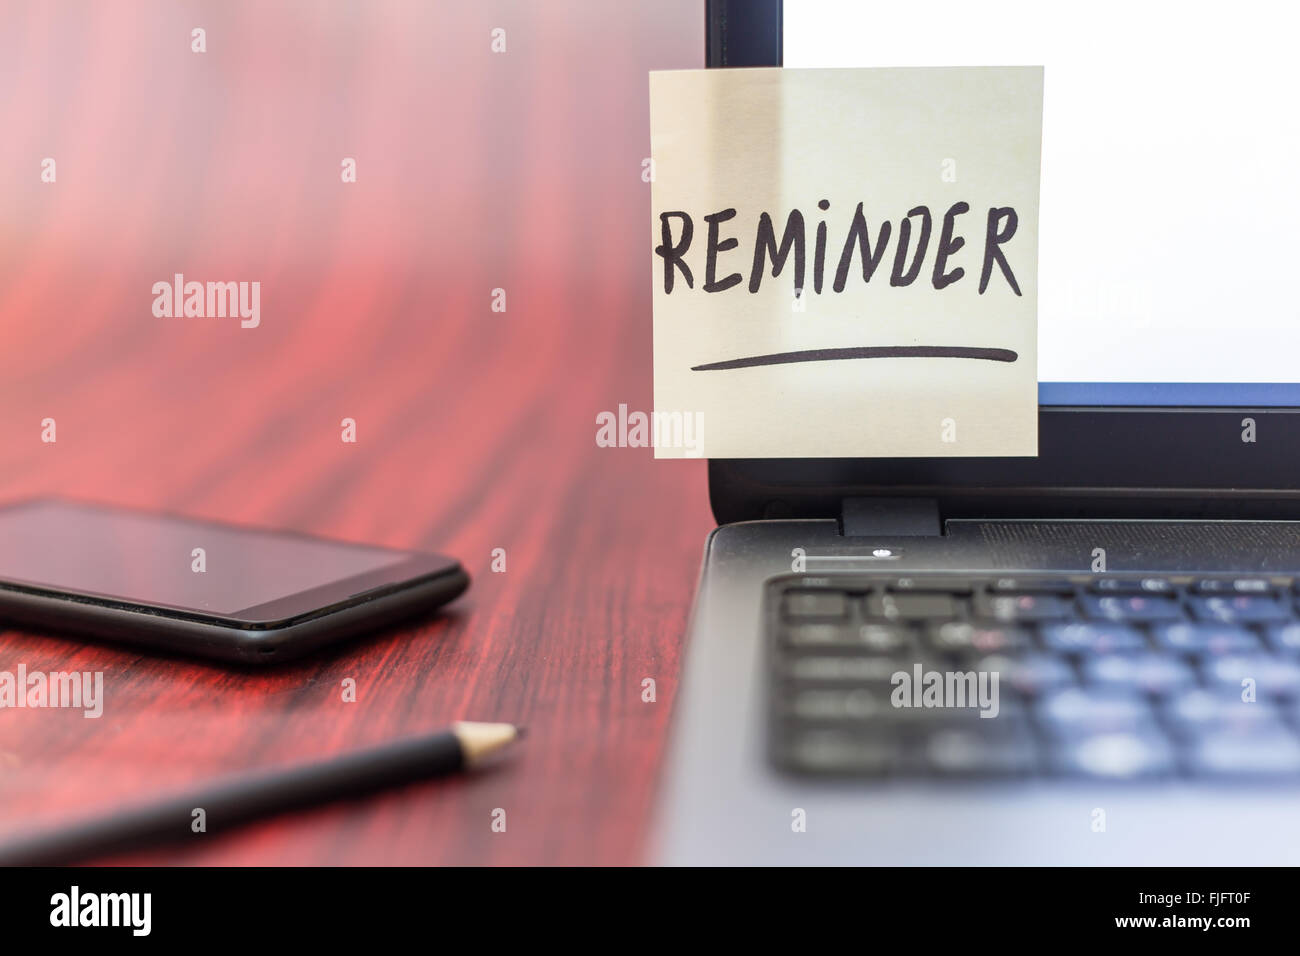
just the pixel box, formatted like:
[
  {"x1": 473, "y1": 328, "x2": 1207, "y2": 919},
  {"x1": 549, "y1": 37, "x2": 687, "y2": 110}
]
[{"x1": 654, "y1": 0, "x2": 1300, "y2": 865}]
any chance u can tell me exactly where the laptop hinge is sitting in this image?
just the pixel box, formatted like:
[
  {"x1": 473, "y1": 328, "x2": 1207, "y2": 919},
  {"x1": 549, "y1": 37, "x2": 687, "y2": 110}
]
[{"x1": 840, "y1": 497, "x2": 941, "y2": 537}]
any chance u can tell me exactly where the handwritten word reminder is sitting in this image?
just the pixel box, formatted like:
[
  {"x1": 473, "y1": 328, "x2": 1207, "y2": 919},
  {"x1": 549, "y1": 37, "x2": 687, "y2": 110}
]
[{"x1": 650, "y1": 67, "x2": 1042, "y2": 458}]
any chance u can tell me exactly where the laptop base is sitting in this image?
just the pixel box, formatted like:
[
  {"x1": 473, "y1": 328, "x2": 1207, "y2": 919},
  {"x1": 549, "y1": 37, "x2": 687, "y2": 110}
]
[{"x1": 653, "y1": 518, "x2": 1300, "y2": 865}]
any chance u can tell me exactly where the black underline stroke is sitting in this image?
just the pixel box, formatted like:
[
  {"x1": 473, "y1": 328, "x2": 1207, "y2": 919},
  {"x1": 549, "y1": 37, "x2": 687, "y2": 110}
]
[{"x1": 690, "y1": 346, "x2": 1018, "y2": 372}]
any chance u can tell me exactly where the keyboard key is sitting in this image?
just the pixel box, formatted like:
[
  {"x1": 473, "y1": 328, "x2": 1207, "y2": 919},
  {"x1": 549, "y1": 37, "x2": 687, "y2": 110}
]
[
  {"x1": 989, "y1": 577, "x2": 1078, "y2": 595},
  {"x1": 1082, "y1": 652, "x2": 1195, "y2": 695},
  {"x1": 926, "y1": 621, "x2": 1031, "y2": 655},
  {"x1": 785, "y1": 688, "x2": 894, "y2": 721},
  {"x1": 915, "y1": 722, "x2": 1040, "y2": 776},
  {"x1": 784, "y1": 622, "x2": 914, "y2": 653},
  {"x1": 1040, "y1": 621, "x2": 1146, "y2": 653},
  {"x1": 1162, "y1": 689, "x2": 1283, "y2": 738},
  {"x1": 1080, "y1": 593, "x2": 1185, "y2": 622},
  {"x1": 886, "y1": 578, "x2": 974, "y2": 594},
  {"x1": 783, "y1": 623, "x2": 850, "y2": 647},
  {"x1": 781, "y1": 730, "x2": 900, "y2": 774},
  {"x1": 1185, "y1": 730, "x2": 1300, "y2": 778},
  {"x1": 1203, "y1": 654, "x2": 1300, "y2": 698},
  {"x1": 854, "y1": 624, "x2": 917, "y2": 654},
  {"x1": 974, "y1": 653, "x2": 1076, "y2": 696},
  {"x1": 783, "y1": 590, "x2": 848, "y2": 619},
  {"x1": 975, "y1": 593, "x2": 1074, "y2": 622},
  {"x1": 1151, "y1": 622, "x2": 1260, "y2": 654},
  {"x1": 1052, "y1": 731, "x2": 1176, "y2": 779},
  {"x1": 1195, "y1": 578, "x2": 1277, "y2": 595},
  {"x1": 1035, "y1": 688, "x2": 1157, "y2": 738},
  {"x1": 785, "y1": 655, "x2": 911, "y2": 686},
  {"x1": 1189, "y1": 594, "x2": 1292, "y2": 624},
  {"x1": 1091, "y1": 577, "x2": 1174, "y2": 594},
  {"x1": 865, "y1": 592, "x2": 959, "y2": 621},
  {"x1": 784, "y1": 684, "x2": 1015, "y2": 721}
]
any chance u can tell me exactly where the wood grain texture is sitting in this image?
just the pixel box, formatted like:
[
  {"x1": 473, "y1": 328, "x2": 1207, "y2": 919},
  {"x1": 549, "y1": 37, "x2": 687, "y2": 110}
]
[{"x1": 0, "y1": 0, "x2": 709, "y2": 865}]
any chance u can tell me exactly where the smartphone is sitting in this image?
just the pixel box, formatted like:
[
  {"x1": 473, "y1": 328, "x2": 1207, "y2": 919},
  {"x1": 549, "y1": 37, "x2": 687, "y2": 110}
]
[{"x1": 0, "y1": 499, "x2": 469, "y2": 664}]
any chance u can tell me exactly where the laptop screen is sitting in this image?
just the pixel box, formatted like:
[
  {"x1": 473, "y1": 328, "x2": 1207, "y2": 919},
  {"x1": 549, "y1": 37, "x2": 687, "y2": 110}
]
[{"x1": 784, "y1": 0, "x2": 1300, "y2": 407}]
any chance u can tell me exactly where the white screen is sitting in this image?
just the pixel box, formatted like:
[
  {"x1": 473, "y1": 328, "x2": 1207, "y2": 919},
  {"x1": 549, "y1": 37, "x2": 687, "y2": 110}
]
[{"x1": 784, "y1": 0, "x2": 1300, "y2": 403}]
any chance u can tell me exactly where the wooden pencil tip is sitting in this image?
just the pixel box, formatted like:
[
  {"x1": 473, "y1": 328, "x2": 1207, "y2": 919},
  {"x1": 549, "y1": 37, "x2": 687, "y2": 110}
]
[{"x1": 452, "y1": 721, "x2": 522, "y2": 765}]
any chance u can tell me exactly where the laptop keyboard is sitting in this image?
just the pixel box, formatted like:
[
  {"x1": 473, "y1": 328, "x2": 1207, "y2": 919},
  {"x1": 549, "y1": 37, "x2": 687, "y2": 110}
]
[{"x1": 767, "y1": 574, "x2": 1300, "y2": 779}]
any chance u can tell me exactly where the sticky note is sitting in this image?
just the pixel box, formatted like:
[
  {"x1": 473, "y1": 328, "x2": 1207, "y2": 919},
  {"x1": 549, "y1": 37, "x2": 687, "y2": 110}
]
[{"x1": 649, "y1": 67, "x2": 1043, "y2": 459}]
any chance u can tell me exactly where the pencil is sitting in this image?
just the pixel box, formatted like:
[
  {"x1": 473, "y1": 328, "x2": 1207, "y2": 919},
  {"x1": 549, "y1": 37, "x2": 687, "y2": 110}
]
[{"x1": 0, "y1": 721, "x2": 521, "y2": 866}]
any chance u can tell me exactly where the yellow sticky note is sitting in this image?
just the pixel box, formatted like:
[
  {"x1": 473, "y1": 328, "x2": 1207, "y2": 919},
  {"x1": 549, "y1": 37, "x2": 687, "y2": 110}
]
[{"x1": 650, "y1": 67, "x2": 1043, "y2": 459}]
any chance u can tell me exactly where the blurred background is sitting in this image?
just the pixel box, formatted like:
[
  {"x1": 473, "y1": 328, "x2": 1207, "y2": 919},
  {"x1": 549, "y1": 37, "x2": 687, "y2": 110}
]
[{"x1": 0, "y1": 0, "x2": 704, "y2": 539}]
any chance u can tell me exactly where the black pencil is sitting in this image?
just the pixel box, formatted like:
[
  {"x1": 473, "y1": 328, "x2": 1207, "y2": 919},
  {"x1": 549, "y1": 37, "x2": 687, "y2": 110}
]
[{"x1": 0, "y1": 722, "x2": 521, "y2": 866}]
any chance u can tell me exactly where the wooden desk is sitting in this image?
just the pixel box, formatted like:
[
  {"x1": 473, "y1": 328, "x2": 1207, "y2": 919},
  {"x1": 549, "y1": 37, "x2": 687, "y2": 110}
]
[
  {"x1": 0, "y1": 289, "x2": 713, "y2": 865},
  {"x1": 0, "y1": 0, "x2": 707, "y2": 865}
]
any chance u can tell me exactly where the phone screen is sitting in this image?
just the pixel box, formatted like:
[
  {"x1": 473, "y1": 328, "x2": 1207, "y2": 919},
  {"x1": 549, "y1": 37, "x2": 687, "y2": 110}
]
[{"x1": 0, "y1": 500, "x2": 416, "y2": 617}]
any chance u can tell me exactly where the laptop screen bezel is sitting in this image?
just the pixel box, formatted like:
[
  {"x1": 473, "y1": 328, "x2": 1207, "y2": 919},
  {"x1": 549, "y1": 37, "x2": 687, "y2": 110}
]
[{"x1": 701, "y1": 0, "x2": 1300, "y2": 524}]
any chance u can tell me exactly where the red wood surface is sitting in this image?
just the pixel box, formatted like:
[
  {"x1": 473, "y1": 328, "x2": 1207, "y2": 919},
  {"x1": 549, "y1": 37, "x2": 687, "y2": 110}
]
[{"x1": 0, "y1": 1, "x2": 709, "y2": 865}]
